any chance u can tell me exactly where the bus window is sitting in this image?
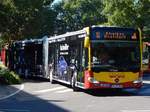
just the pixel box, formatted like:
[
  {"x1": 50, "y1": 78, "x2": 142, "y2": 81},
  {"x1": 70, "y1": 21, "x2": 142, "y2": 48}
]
[{"x1": 91, "y1": 42, "x2": 140, "y2": 72}]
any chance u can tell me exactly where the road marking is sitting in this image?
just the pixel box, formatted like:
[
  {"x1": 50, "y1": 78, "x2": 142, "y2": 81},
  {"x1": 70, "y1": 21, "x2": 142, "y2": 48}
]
[
  {"x1": 0, "y1": 84, "x2": 24, "y2": 100},
  {"x1": 143, "y1": 80, "x2": 150, "y2": 84},
  {"x1": 34, "y1": 86, "x2": 67, "y2": 93},
  {"x1": 56, "y1": 89, "x2": 72, "y2": 93},
  {"x1": 121, "y1": 110, "x2": 150, "y2": 112},
  {"x1": 0, "y1": 109, "x2": 30, "y2": 112}
]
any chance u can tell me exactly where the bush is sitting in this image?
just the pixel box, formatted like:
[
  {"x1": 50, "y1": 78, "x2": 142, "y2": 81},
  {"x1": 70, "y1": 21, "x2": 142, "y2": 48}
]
[{"x1": 0, "y1": 65, "x2": 21, "y2": 84}]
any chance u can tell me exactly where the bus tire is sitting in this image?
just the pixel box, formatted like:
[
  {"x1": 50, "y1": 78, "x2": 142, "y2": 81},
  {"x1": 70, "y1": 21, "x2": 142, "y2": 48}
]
[
  {"x1": 71, "y1": 72, "x2": 79, "y2": 91},
  {"x1": 49, "y1": 69, "x2": 55, "y2": 84}
]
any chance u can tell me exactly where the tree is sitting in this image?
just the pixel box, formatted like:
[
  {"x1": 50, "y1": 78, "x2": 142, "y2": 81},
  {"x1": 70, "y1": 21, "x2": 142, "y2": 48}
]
[
  {"x1": 103, "y1": 0, "x2": 150, "y2": 34},
  {"x1": 0, "y1": 0, "x2": 56, "y2": 42},
  {"x1": 136, "y1": 0, "x2": 150, "y2": 38},
  {"x1": 53, "y1": 0, "x2": 106, "y2": 34},
  {"x1": 0, "y1": 0, "x2": 16, "y2": 41}
]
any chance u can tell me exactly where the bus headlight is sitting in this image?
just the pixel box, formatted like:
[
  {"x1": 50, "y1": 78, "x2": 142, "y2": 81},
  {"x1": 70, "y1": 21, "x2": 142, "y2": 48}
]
[{"x1": 88, "y1": 77, "x2": 99, "y2": 83}]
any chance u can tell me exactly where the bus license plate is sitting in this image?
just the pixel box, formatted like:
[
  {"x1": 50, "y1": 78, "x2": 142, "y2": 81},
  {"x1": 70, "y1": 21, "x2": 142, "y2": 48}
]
[{"x1": 111, "y1": 85, "x2": 123, "y2": 88}]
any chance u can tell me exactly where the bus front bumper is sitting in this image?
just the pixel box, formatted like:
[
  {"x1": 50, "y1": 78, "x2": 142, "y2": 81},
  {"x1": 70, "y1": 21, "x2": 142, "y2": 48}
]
[{"x1": 84, "y1": 77, "x2": 143, "y2": 89}]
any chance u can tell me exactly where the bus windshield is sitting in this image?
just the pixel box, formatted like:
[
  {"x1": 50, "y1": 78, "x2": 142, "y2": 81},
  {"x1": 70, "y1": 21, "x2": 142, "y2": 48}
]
[{"x1": 91, "y1": 41, "x2": 140, "y2": 72}]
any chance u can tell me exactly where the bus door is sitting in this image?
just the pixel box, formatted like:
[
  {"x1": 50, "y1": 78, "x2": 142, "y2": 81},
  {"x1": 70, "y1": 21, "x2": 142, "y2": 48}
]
[
  {"x1": 48, "y1": 44, "x2": 56, "y2": 78},
  {"x1": 71, "y1": 42, "x2": 85, "y2": 83}
]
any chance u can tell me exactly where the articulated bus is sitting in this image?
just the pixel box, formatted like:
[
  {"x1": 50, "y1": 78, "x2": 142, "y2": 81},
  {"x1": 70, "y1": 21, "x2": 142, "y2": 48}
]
[
  {"x1": 47, "y1": 26, "x2": 143, "y2": 91},
  {"x1": 7, "y1": 38, "x2": 48, "y2": 78}
]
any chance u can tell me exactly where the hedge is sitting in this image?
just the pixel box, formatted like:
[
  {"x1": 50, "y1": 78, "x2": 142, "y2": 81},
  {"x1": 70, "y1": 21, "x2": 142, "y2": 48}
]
[{"x1": 0, "y1": 65, "x2": 21, "y2": 84}]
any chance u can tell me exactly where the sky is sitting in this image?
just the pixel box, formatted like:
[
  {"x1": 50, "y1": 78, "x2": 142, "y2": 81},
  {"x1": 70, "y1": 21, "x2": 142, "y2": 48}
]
[{"x1": 53, "y1": 0, "x2": 62, "y2": 4}]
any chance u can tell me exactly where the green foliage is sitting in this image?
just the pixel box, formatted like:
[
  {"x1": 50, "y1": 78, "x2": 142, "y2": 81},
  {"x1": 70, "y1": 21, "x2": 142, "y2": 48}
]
[
  {"x1": 0, "y1": 0, "x2": 149, "y2": 40},
  {"x1": 0, "y1": 0, "x2": 56, "y2": 42},
  {"x1": 0, "y1": 65, "x2": 21, "y2": 84},
  {"x1": 103, "y1": 0, "x2": 150, "y2": 31},
  {"x1": 53, "y1": 0, "x2": 149, "y2": 36},
  {"x1": 53, "y1": 0, "x2": 106, "y2": 33}
]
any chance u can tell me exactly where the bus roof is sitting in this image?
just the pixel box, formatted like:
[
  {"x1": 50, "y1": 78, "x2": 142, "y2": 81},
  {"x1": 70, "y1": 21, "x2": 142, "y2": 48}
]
[
  {"x1": 14, "y1": 38, "x2": 43, "y2": 44},
  {"x1": 91, "y1": 25, "x2": 136, "y2": 31},
  {"x1": 48, "y1": 26, "x2": 137, "y2": 42},
  {"x1": 48, "y1": 29, "x2": 86, "y2": 41}
]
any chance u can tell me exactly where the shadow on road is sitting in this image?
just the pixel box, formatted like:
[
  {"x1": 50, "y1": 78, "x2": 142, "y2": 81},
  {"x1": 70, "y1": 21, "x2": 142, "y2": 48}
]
[
  {"x1": 0, "y1": 85, "x2": 70, "y2": 112},
  {"x1": 84, "y1": 89, "x2": 137, "y2": 97}
]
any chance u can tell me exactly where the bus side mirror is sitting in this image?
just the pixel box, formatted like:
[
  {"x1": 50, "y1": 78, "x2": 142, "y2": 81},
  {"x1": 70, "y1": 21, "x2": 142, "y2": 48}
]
[{"x1": 84, "y1": 37, "x2": 90, "y2": 48}]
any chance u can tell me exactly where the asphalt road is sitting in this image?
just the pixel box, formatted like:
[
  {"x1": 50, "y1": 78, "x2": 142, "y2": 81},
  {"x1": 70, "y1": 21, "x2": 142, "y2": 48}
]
[{"x1": 0, "y1": 76, "x2": 150, "y2": 112}]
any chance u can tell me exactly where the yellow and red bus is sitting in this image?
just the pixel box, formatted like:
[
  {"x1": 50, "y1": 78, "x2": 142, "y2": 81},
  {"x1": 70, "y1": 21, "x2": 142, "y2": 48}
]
[{"x1": 48, "y1": 26, "x2": 143, "y2": 91}]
